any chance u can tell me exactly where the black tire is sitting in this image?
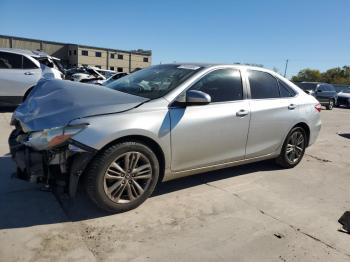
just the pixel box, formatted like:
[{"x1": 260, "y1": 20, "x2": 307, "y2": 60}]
[
  {"x1": 85, "y1": 141, "x2": 159, "y2": 213},
  {"x1": 326, "y1": 99, "x2": 334, "y2": 110},
  {"x1": 276, "y1": 127, "x2": 307, "y2": 168}
]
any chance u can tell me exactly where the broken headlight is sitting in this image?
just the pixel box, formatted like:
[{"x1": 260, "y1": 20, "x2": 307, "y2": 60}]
[{"x1": 24, "y1": 124, "x2": 88, "y2": 150}]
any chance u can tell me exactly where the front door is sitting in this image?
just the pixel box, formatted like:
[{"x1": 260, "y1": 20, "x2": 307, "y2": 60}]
[{"x1": 170, "y1": 68, "x2": 250, "y2": 172}]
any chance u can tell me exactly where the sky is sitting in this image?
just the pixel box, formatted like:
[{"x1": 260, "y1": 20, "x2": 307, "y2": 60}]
[{"x1": 0, "y1": 0, "x2": 349, "y2": 78}]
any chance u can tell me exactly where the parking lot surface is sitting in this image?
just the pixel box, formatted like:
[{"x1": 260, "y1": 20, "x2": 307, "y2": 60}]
[{"x1": 0, "y1": 108, "x2": 349, "y2": 262}]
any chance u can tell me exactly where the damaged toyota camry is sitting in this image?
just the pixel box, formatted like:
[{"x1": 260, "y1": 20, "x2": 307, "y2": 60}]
[{"x1": 9, "y1": 64, "x2": 322, "y2": 212}]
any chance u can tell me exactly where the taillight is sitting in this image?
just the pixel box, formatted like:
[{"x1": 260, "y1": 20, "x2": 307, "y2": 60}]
[{"x1": 315, "y1": 103, "x2": 321, "y2": 112}]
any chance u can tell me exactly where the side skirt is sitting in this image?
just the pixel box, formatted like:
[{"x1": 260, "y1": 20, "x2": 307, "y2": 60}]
[{"x1": 163, "y1": 152, "x2": 279, "y2": 182}]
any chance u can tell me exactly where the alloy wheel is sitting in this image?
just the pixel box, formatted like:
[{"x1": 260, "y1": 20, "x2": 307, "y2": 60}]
[
  {"x1": 329, "y1": 100, "x2": 334, "y2": 109},
  {"x1": 285, "y1": 130, "x2": 305, "y2": 164},
  {"x1": 103, "y1": 151, "x2": 153, "y2": 204}
]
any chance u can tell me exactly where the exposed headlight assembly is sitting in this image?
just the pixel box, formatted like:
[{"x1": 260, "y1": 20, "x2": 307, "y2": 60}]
[{"x1": 24, "y1": 124, "x2": 88, "y2": 150}]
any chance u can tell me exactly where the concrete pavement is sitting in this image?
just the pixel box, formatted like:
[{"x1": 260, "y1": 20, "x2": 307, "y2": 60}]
[{"x1": 0, "y1": 108, "x2": 349, "y2": 261}]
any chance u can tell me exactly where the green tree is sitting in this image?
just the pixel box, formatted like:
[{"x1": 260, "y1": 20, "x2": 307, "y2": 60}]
[
  {"x1": 292, "y1": 66, "x2": 350, "y2": 84},
  {"x1": 291, "y1": 69, "x2": 322, "y2": 82}
]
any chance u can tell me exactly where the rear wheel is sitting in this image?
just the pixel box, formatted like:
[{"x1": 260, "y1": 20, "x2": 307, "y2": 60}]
[
  {"x1": 86, "y1": 141, "x2": 159, "y2": 213},
  {"x1": 276, "y1": 127, "x2": 306, "y2": 168},
  {"x1": 326, "y1": 99, "x2": 334, "y2": 110}
]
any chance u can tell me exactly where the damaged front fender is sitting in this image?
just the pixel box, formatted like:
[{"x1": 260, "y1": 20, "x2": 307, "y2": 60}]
[{"x1": 9, "y1": 128, "x2": 97, "y2": 197}]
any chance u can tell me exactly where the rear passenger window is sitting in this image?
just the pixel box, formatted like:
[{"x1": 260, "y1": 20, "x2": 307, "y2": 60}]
[
  {"x1": 248, "y1": 70, "x2": 279, "y2": 99},
  {"x1": 23, "y1": 56, "x2": 38, "y2": 69},
  {"x1": 0, "y1": 52, "x2": 22, "y2": 69},
  {"x1": 278, "y1": 80, "x2": 296, "y2": 97},
  {"x1": 190, "y1": 69, "x2": 243, "y2": 102}
]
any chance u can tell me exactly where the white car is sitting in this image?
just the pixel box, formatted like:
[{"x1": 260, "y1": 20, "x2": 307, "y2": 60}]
[
  {"x1": 70, "y1": 66, "x2": 116, "y2": 83},
  {"x1": 0, "y1": 48, "x2": 63, "y2": 106}
]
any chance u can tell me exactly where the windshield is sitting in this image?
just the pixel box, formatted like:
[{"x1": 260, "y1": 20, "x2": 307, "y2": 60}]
[
  {"x1": 340, "y1": 89, "x2": 350, "y2": 93},
  {"x1": 105, "y1": 64, "x2": 202, "y2": 99}
]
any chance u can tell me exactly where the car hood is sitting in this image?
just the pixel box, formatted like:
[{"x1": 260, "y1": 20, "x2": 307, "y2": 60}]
[
  {"x1": 13, "y1": 79, "x2": 148, "y2": 132},
  {"x1": 338, "y1": 92, "x2": 350, "y2": 98}
]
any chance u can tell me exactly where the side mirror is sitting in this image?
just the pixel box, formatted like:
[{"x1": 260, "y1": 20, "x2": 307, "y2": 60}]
[{"x1": 186, "y1": 90, "x2": 211, "y2": 105}]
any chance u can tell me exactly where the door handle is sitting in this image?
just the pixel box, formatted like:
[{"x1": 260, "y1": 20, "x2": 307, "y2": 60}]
[
  {"x1": 236, "y1": 109, "x2": 249, "y2": 117},
  {"x1": 288, "y1": 104, "x2": 296, "y2": 110},
  {"x1": 24, "y1": 72, "x2": 34, "y2": 75}
]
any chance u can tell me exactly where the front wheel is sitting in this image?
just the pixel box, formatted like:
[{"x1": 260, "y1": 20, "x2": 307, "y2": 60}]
[
  {"x1": 326, "y1": 99, "x2": 334, "y2": 110},
  {"x1": 276, "y1": 127, "x2": 307, "y2": 168},
  {"x1": 85, "y1": 141, "x2": 159, "y2": 213}
]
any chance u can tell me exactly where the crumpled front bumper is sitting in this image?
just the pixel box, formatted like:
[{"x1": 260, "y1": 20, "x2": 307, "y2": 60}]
[{"x1": 8, "y1": 128, "x2": 97, "y2": 196}]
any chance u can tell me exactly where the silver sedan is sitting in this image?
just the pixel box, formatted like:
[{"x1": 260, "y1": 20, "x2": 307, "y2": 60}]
[{"x1": 9, "y1": 64, "x2": 321, "y2": 212}]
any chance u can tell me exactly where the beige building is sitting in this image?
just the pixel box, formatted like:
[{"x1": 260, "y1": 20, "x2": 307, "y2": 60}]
[{"x1": 0, "y1": 35, "x2": 152, "y2": 73}]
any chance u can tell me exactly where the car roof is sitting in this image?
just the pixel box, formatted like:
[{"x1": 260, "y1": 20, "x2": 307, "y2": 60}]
[
  {"x1": 0, "y1": 48, "x2": 51, "y2": 58},
  {"x1": 157, "y1": 63, "x2": 280, "y2": 75}
]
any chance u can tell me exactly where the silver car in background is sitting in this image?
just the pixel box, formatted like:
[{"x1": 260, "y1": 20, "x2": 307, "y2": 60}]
[
  {"x1": 0, "y1": 48, "x2": 63, "y2": 106},
  {"x1": 9, "y1": 64, "x2": 321, "y2": 212}
]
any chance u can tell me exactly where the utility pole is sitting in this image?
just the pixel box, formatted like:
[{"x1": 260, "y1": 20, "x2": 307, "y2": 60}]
[{"x1": 284, "y1": 59, "x2": 289, "y2": 77}]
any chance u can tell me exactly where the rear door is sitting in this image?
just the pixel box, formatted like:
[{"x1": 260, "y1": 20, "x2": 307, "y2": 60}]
[
  {"x1": 315, "y1": 84, "x2": 331, "y2": 104},
  {"x1": 0, "y1": 52, "x2": 41, "y2": 103},
  {"x1": 170, "y1": 68, "x2": 250, "y2": 172},
  {"x1": 245, "y1": 70, "x2": 298, "y2": 158}
]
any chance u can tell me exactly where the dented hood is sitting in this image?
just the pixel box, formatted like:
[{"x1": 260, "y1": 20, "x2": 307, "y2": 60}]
[{"x1": 13, "y1": 79, "x2": 148, "y2": 132}]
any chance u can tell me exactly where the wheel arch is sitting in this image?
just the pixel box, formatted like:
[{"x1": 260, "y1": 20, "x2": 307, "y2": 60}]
[
  {"x1": 293, "y1": 122, "x2": 310, "y2": 147},
  {"x1": 98, "y1": 135, "x2": 166, "y2": 183}
]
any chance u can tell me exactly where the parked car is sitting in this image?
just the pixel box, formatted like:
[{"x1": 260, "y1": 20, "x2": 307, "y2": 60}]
[
  {"x1": 9, "y1": 64, "x2": 321, "y2": 212},
  {"x1": 295, "y1": 82, "x2": 337, "y2": 110},
  {"x1": 101, "y1": 72, "x2": 128, "y2": 86},
  {"x1": 337, "y1": 89, "x2": 350, "y2": 107},
  {"x1": 0, "y1": 48, "x2": 63, "y2": 106},
  {"x1": 333, "y1": 84, "x2": 350, "y2": 94},
  {"x1": 69, "y1": 66, "x2": 117, "y2": 84},
  {"x1": 70, "y1": 66, "x2": 106, "y2": 83}
]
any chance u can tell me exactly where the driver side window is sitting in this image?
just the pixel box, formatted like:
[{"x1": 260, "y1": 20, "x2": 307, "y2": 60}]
[{"x1": 189, "y1": 69, "x2": 243, "y2": 102}]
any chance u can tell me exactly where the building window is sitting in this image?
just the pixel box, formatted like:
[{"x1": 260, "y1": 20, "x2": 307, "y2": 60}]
[
  {"x1": 95, "y1": 65, "x2": 101, "y2": 69},
  {"x1": 110, "y1": 66, "x2": 115, "y2": 71},
  {"x1": 69, "y1": 50, "x2": 72, "y2": 56},
  {"x1": 73, "y1": 50, "x2": 77, "y2": 55},
  {"x1": 143, "y1": 57, "x2": 149, "y2": 62},
  {"x1": 95, "y1": 51, "x2": 102, "y2": 57},
  {"x1": 117, "y1": 54, "x2": 123, "y2": 60},
  {"x1": 110, "y1": 53, "x2": 115, "y2": 59},
  {"x1": 82, "y1": 50, "x2": 88, "y2": 56},
  {"x1": 117, "y1": 67, "x2": 123, "y2": 72}
]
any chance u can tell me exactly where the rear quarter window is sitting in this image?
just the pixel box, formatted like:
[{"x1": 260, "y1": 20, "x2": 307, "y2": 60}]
[
  {"x1": 278, "y1": 80, "x2": 296, "y2": 97},
  {"x1": 23, "y1": 56, "x2": 39, "y2": 69}
]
